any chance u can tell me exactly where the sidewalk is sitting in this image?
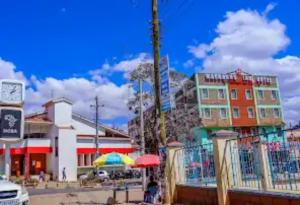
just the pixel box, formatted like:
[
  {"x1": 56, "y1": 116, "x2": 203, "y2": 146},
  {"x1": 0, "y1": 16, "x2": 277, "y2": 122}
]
[{"x1": 29, "y1": 189, "x2": 144, "y2": 205}]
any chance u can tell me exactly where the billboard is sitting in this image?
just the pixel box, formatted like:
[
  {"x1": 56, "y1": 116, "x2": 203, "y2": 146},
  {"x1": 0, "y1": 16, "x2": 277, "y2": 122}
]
[
  {"x1": 160, "y1": 55, "x2": 171, "y2": 112},
  {"x1": 0, "y1": 108, "x2": 24, "y2": 140}
]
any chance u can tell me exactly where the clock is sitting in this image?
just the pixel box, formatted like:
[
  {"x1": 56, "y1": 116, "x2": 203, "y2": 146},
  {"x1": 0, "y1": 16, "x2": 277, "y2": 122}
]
[{"x1": 0, "y1": 79, "x2": 25, "y2": 105}]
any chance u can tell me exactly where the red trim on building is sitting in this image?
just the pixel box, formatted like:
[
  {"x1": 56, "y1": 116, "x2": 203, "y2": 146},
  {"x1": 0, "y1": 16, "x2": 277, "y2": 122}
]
[
  {"x1": 0, "y1": 147, "x2": 52, "y2": 155},
  {"x1": 77, "y1": 147, "x2": 135, "y2": 154}
]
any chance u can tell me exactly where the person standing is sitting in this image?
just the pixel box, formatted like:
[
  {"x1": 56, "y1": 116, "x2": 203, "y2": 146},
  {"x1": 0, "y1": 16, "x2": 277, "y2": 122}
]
[{"x1": 62, "y1": 167, "x2": 67, "y2": 181}]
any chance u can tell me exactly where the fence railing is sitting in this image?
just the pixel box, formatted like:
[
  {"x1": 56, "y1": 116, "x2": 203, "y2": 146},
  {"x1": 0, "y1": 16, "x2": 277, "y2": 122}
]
[
  {"x1": 173, "y1": 128, "x2": 300, "y2": 193},
  {"x1": 174, "y1": 143, "x2": 216, "y2": 187}
]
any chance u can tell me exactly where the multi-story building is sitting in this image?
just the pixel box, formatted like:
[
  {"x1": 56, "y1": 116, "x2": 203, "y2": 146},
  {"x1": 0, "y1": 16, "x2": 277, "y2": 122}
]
[{"x1": 174, "y1": 69, "x2": 284, "y2": 144}]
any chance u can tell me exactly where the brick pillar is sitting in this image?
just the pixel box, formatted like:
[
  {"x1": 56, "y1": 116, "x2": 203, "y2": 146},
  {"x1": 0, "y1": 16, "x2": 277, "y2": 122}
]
[
  {"x1": 258, "y1": 143, "x2": 272, "y2": 190},
  {"x1": 24, "y1": 153, "x2": 30, "y2": 179},
  {"x1": 167, "y1": 142, "x2": 185, "y2": 204},
  {"x1": 212, "y1": 130, "x2": 239, "y2": 205}
]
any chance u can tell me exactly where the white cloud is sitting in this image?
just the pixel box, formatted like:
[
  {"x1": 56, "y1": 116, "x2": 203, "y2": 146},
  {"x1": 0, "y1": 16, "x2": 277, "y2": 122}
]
[
  {"x1": 0, "y1": 58, "x2": 135, "y2": 120},
  {"x1": 0, "y1": 58, "x2": 26, "y2": 82},
  {"x1": 90, "y1": 53, "x2": 152, "y2": 79},
  {"x1": 187, "y1": 4, "x2": 300, "y2": 124}
]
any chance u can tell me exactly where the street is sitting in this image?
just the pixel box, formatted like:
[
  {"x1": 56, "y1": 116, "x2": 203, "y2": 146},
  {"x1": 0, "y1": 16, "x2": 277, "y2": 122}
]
[{"x1": 29, "y1": 189, "x2": 143, "y2": 205}]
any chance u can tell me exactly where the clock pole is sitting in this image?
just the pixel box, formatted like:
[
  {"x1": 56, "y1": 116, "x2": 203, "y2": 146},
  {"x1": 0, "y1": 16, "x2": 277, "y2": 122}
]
[{"x1": 0, "y1": 79, "x2": 25, "y2": 180}]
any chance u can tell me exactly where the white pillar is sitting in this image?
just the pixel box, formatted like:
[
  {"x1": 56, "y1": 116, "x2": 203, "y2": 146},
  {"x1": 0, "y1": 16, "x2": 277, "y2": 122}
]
[
  {"x1": 5, "y1": 144, "x2": 11, "y2": 179},
  {"x1": 80, "y1": 154, "x2": 85, "y2": 167}
]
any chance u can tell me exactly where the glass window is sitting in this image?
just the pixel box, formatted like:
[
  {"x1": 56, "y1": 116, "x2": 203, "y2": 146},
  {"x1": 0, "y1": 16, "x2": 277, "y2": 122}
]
[
  {"x1": 220, "y1": 108, "x2": 227, "y2": 119},
  {"x1": 231, "y1": 89, "x2": 237, "y2": 99},
  {"x1": 247, "y1": 107, "x2": 254, "y2": 118},
  {"x1": 271, "y1": 90, "x2": 278, "y2": 100},
  {"x1": 55, "y1": 137, "x2": 58, "y2": 157},
  {"x1": 202, "y1": 108, "x2": 211, "y2": 119},
  {"x1": 258, "y1": 90, "x2": 264, "y2": 100},
  {"x1": 245, "y1": 89, "x2": 252, "y2": 100},
  {"x1": 273, "y1": 108, "x2": 280, "y2": 118},
  {"x1": 218, "y1": 89, "x2": 225, "y2": 99},
  {"x1": 260, "y1": 108, "x2": 266, "y2": 118},
  {"x1": 233, "y1": 107, "x2": 240, "y2": 118},
  {"x1": 201, "y1": 88, "x2": 209, "y2": 99}
]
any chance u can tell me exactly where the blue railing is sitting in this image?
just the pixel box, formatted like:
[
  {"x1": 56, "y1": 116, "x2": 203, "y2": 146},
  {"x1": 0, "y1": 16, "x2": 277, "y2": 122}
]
[{"x1": 182, "y1": 143, "x2": 216, "y2": 186}]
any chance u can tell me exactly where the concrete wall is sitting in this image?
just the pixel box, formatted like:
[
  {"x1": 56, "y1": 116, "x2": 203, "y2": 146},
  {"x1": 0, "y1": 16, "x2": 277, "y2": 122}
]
[
  {"x1": 58, "y1": 128, "x2": 77, "y2": 181},
  {"x1": 72, "y1": 118, "x2": 105, "y2": 136},
  {"x1": 175, "y1": 185, "x2": 219, "y2": 205},
  {"x1": 174, "y1": 185, "x2": 300, "y2": 205},
  {"x1": 228, "y1": 189, "x2": 300, "y2": 205}
]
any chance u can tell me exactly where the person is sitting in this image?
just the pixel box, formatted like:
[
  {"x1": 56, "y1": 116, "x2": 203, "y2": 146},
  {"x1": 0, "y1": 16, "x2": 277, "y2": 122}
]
[
  {"x1": 39, "y1": 171, "x2": 45, "y2": 182},
  {"x1": 62, "y1": 167, "x2": 67, "y2": 181},
  {"x1": 144, "y1": 176, "x2": 159, "y2": 204}
]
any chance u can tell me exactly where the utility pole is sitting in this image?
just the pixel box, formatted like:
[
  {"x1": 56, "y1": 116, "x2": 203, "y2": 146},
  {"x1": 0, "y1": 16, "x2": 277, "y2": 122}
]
[
  {"x1": 139, "y1": 79, "x2": 146, "y2": 191},
  {"x1": 151, "y1": 0, "x2": 169, "y2": 203},
  {"x1": 95, "y1": 96, "x2": 100, "y2": 159}
]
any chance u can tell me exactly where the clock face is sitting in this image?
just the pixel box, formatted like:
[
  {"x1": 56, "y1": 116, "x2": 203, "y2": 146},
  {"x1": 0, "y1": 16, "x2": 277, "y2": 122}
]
[{"x1": 1, "y1": 82, "x2": 23, "y2": 103}]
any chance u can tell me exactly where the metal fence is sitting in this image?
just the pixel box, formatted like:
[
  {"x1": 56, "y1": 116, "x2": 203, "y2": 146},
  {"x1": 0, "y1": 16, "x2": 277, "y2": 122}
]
[
  {"x1": 179, "y1": 143, "x2": 216, "y2": 186},
  {"x1": 174, "y1": 128, "x2": 300, "y2": 193},
  {"x1": 227, "y1": 129, "x2": 300, "y2": 192}
]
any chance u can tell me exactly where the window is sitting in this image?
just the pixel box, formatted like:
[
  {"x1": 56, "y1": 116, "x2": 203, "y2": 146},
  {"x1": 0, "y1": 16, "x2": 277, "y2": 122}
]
[
  {"x1": 231, "y1": 89, "x2": 237, "y2": 99},
  {"x1": 220, "y1": 108, "x2": 227, "y2": 119},
  {"x1": 245, "y1": 89, "x2": 252, "y2": 100},
  {"x1": 273, "y1": 108, "x2": 280, "y2": 118},
  {"x1": 55, "y1": 137, "x2": 58, "y2": 157},
  {"x1": 260, "y1": 108, "x2": 266, "y2": 118},
  {"x1": 202, "y1": 108, "x2": 211, "y2": 119},
  {"x1": 201, "y1": 88, "x2": 209, "y2": 99},
  {"x1": 218, "y1": 89, "x2": 225, "y2": 99},
  {"x1": 258, "y1": 90, "x2": 264, "y2": 100},
  {"x1": 247, "y1": 107, "x2": 255, "y2": 118},
  {"x1": 233, "y1": 107, "x2": 240, "y2": 118},
  {"x1": 271, "y1": 90, "x2": 278, "y2": 100}
]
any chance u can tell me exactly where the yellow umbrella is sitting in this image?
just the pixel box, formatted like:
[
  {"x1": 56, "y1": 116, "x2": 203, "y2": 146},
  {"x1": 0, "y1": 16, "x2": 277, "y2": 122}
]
[{"x1": 93, "y1": 152, "x2": 135, "y2": 167}]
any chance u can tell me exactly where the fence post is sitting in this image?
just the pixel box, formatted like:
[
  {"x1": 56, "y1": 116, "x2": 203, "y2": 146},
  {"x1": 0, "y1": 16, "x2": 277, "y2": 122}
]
[
  {"x1": 212, "y1": 130, "x2": 238, "y2": 205},
  {"x1": 167, "y1": 142, "x2": 184, "y2": 204},
  {"x1": 258, "y1": 142, "x2": 272, "y2": 190}
]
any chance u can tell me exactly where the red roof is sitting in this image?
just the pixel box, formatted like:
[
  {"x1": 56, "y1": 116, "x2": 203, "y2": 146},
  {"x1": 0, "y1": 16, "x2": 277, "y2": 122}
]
[{"x1": 25, "y1": 112, "x2": 52, "y2": 123}]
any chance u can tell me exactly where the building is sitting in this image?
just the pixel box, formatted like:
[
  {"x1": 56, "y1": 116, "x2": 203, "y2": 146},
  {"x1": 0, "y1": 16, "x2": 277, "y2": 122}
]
[
  {"x1": 0, "y1": 98, "x2": 135, "y2": 181},
  {"x1": 174, "y1": 69, "x2": 284, "y2": 145}
]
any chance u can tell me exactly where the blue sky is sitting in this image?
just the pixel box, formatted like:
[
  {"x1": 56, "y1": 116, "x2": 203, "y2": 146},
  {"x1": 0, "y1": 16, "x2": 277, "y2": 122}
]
[{"x1": 1, "y1": 0, "x2": 300, "y2": 128}]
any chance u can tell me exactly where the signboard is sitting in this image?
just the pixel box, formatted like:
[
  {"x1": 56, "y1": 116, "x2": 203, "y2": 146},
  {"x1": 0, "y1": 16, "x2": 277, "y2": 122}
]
[
  {"x1": 160, "y1": 55, "x2": 171, "y2": 112},
  {"x1": 0, "y1": 108, "x2": 24, "y2": 140}
]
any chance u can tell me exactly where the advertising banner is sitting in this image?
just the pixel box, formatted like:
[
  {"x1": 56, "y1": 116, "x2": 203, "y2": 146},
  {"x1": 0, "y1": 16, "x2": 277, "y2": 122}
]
[{"x1": 160, "y1": 55, "x2": 171, "y2": 112}]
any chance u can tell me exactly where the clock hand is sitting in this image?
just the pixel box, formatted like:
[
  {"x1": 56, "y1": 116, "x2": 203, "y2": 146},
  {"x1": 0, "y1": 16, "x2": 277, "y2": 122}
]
[{"x1": 10, "y1": 86, "x2": 17, "y2": 94}]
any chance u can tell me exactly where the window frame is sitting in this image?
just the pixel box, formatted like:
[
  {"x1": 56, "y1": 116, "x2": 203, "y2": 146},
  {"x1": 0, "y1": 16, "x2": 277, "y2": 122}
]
[
  {"x1": 231, "y1": 89, "x2": 237, "y2": 100},
  {"x1": 220, "y1": 108, "x2": 227, "y2": 119},
  {"x1": 273, "y1": 108, "x2": 281, "y2": 118},
  {"x1": 202, "y1": 108, "x2": 211, "y2": 119},
  {"x1": 260, "y1": 108, "x2": 266, "y2": 118},
  {"x1": 247, "y1": 107, "x2": 255, "y2": 118},
  {"x1": 258, "y1": 90, "x2": 264, "y2": 100},
  {"x1": 201, "y1": 88, "x2": 209, "y2": 99},
  {"x1": 218, "y1": 89, "x2": 225, "y2": 99},
  {"x1": 232, "y1": 107, "x2": 240, "y2": 118},
  {"x1": 245, "y1": 89, "x2": 252, "y2": 100},
  {"x1": 271, "y1": 90, "x2": 278, "y2": 100}
]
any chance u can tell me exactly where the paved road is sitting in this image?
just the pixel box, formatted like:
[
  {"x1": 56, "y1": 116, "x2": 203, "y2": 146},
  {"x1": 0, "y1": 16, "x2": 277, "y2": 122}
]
[{"x1": 28, "y1": 185, "x2": 142, "y2": 196}]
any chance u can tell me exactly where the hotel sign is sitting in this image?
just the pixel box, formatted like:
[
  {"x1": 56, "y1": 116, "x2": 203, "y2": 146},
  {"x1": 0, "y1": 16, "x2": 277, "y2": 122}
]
[{"x1": 0, "y1": 108, "x2": 23, "y2": 140}]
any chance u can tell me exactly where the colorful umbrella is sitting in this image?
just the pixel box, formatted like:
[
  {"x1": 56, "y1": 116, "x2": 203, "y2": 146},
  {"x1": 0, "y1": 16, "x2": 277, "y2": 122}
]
[
  {"x1": 134, "y1": 154, "x2": 160, "y2": 168},
  {"x1": 93, "y1": 152, "x2": 135, "y2": 167}
]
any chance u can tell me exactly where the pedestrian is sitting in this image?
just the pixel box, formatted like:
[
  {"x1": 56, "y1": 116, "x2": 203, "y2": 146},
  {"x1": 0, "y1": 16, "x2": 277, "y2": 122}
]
[
  {"x1": 39, "y1": 170, "x2": 45, "y2": 182},
  {"x1": 144, "y1": 175, "x2": 159, "y2": 204},
  {"x1": 62, "y1": 167, "x2": 67, "y2": 181}
]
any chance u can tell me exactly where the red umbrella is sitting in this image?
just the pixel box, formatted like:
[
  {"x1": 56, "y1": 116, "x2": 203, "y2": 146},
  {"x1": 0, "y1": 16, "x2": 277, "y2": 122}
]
[{"x1": 134, "y1": 154, "x2": 160, "y2": 168}]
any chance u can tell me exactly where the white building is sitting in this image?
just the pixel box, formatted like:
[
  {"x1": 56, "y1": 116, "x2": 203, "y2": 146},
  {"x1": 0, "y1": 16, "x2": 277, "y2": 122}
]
[{"x1": 0, "y1": 98, "x2": 135, "y2": 181}]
